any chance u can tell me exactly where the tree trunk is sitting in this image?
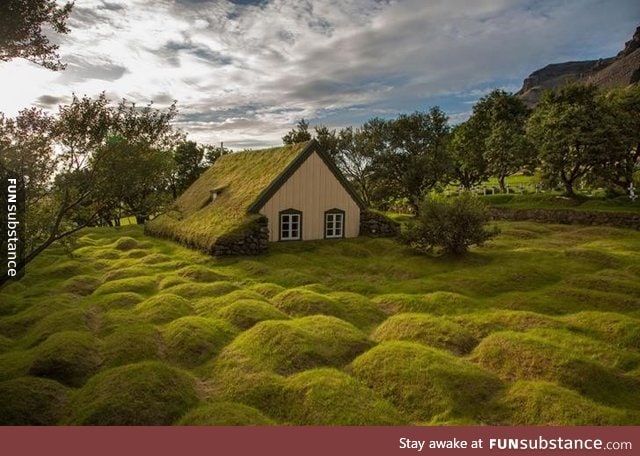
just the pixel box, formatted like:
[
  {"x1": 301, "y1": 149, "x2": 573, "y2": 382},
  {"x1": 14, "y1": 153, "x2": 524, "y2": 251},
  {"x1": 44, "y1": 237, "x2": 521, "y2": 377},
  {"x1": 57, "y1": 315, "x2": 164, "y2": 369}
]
[
  {"x1": 135, "y1": 215, "x2": 147, "y2": 225},
  {"x1": 563, "y1": 180, "x2": 575, "y2": 197},
  {"x1": 498, "y1": 176, "x2": 506, "y2": 193}
]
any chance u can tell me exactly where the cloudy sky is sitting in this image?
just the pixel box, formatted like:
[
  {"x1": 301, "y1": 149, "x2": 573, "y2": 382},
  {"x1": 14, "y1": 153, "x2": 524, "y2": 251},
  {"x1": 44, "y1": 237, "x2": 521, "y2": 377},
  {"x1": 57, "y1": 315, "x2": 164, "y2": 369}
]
[{"x1": 1, "y1": 0, "x2": 639, "y2": 148}]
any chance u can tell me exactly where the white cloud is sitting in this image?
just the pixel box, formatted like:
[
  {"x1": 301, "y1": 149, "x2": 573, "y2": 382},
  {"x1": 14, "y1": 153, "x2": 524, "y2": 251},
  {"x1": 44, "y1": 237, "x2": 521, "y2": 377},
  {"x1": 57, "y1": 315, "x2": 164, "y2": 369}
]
[{"x1": 0, "y1": 0, "x2": 638, "y2": 147}]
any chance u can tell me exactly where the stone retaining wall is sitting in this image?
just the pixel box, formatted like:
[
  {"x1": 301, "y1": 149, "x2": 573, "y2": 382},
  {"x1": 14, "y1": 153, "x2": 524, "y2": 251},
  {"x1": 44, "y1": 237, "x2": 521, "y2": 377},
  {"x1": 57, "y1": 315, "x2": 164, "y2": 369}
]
[
  {"x1": 212, "y1": 218, "x2": 270, "y2": 256},
  {"x1": 489, "y1": 207, "x2": 640, "y2": 230},
  {"x1": 359, "y1": 210, "x2": 400, "y2": 237}
]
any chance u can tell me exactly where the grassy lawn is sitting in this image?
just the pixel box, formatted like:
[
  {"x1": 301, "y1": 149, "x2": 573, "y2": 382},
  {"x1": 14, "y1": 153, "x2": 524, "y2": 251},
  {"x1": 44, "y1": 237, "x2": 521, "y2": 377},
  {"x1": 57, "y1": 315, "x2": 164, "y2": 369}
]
[
  {"x1": 484, "y1": 193, "x2": 640, "y2": 213},
  {"x1": 1, "y1": 222, "x2": 639, "y2": 425}
]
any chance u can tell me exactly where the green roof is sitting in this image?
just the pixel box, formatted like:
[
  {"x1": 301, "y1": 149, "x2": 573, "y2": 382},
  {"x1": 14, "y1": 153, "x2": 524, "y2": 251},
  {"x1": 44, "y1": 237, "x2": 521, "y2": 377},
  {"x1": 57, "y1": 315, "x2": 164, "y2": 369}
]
[{"x1": 145, "y1": 142, "x2": 309, "y2": 252}]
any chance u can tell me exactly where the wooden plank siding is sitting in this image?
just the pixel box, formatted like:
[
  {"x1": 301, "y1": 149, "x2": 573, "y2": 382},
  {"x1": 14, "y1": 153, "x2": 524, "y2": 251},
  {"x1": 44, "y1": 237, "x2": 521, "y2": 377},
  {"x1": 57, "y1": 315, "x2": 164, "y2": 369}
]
[{"x1": 259, "y1": 151, "x2": 361, "y2": 241}]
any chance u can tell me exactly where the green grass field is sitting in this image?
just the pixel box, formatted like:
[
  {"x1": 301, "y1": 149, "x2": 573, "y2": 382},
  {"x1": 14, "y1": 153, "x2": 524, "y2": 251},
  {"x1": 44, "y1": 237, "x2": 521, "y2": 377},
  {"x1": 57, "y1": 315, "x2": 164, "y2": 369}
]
[
  {"x1": 1, "y1": 222, "x2": 639, "y2": 425},
  {"x1": 484, "y1": 193, "x2": 640, "y2": 213}
]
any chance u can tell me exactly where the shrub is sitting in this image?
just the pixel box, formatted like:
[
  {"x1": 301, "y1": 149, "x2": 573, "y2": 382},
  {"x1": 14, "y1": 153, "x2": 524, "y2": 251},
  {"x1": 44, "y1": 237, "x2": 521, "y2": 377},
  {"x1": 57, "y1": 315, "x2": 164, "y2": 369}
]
[
  {"x1": 176, "y1": 402, "x2": 276, "y2": 425},
  {"x1": 0, "y1": 377, "x2": 70, "y2": 425},
  {"x1": 402, "y1": 192, "x2": 499, "y2": 254},
  {"x1": 64, "y1": 361, "x2": 200, "y2": 425}
]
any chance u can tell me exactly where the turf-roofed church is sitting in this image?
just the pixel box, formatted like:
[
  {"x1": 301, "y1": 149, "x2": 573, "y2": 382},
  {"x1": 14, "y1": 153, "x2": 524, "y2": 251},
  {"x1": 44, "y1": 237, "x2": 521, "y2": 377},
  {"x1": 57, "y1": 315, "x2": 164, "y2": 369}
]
[{"x1": 146, "y1": 140, "x2": 366, "y2": 256}]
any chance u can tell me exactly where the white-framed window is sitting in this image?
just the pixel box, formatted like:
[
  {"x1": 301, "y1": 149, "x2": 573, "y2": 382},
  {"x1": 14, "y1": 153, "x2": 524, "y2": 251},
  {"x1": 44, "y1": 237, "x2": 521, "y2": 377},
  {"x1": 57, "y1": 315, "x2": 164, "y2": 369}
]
[
  {"x1": 325, "y1": 210, "x2": 344, "y2": 239},
  {"x1": 280, "y1": 210, "x2": 301, "y2": 241}
]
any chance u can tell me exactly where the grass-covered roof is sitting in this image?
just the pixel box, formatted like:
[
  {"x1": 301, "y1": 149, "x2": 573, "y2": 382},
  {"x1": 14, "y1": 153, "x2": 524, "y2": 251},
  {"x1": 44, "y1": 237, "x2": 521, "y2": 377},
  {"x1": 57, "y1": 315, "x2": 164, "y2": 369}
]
[{"x1": 146, "y1": 142, "x2": 309, "y2": 252}]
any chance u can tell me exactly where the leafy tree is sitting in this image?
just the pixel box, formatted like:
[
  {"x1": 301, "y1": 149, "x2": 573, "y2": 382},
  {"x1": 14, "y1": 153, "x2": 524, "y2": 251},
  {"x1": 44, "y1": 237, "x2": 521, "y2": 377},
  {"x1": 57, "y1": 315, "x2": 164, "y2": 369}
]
[
  {"x1": 374, "y1": 107, "x2": 450, "y2": 212},
  {"x1": 0, "y1": 108, "x2": 57, "y2": 285},
  {"x1": 448, "y1": 122, "x2": 488, "y2": 189},
  {"x1": 468, "y1": 90, "x2": 533, "y2": 192},
  {"x1": 282, "y1": 118, "x2": 312, "y2": 144},
  {"x1": 314, "y1": 125, "x2": 339, "y2": 157},
  {"x1": 93, "y1": 137, "x2": 174, "y2": 224},
  {"x1": 527, "y1": 85, "x2": 621, "y2": 197},
  {"x1": 0, "y1": 94, "x2": 181, "y2": 284},
  {"x1": 171, "y1": 140, "x2": 207, "y2": 198},
  {"x1": 402, "y1": 192, "x2": 498, "y2": 255},
  {"x1": 334, "y1": 124, "x2": 379, "y2": 206},
  {"x1": 0, "y1": 0, "x2": 73, "y2": 70},
  {"x1": 485, "y1": 120, "x2": 534, "y2": 192},
  {"x1": 599, "y1": 85, "x2": 640, "y2": 192}
]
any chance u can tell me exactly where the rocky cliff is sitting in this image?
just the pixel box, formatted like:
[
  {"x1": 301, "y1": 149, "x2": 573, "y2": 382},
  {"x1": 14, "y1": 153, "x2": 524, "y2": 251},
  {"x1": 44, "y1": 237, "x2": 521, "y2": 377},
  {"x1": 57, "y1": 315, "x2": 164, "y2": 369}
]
[{"x1": 517, "y1": 26, "x2": 640, "y2": 106}]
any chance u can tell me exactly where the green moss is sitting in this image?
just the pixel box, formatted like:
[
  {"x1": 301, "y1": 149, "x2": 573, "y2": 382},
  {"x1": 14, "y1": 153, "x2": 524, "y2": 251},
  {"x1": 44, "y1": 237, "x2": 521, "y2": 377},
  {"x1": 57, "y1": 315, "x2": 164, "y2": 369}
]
[
  {"x1": 90, "y1": 292, "x2": 144, "y2": 310},
  {"x1": 0, "y1": 350, "x2": 35, "y2": 381},
  {"x1": 218, "y1": 316, "x2": 371, "y2": 375},
  {"x1": 0, "y1": 377, "x2": 70, "y2": 425},
  {"x1": 453, "y1": 310, "x2": 562, "y2": 339},
  {"x1": 176, "y1": 265, "x2": 228, "y2": 282},
  {"x1": 473, "y1": 331, "x2": 640, "y2": 409},
  {"x1": 21, "y1": 308, "x2": 88, "y2": 347},
  {"x1": 164, "y1": 281, "x2": 239, "y2": 300},
  {"x1": 351, "y1": 341, "x2": 504, "y2": 423},
  {"x1": 102, "y1": 267, "x2": 150, "y2": 282},
  {"x1": 134, "y1": 294, "x2": 194, "y2": 324},
  {"x1": 158, "y1": 276, "x2": 190, "y2": 290},
  {"x1": 140, "y1": 253, "x2": 172, "y2": 265},
  {"x1": 62, "y1": 275, "x2": 103, "y2": 296},
  {"x1": 217, "y1": 300, "x2": 289, "y2": 330},
  {"x1": 111, "y1": 236, "x2": 145, "y2": 251},
  {"x1": 247, "y1": 282, "x2": 286, "y2": 299},
  {"x1": 283, "y1": 368, "x2": 407, "y2": 425},
  {"x1": 163, "y1": 316, "x2": 237, "y2": 368},
  {"x1": 29, "y1": 331, "x2": 102, "y2": 387},
  {"x1": 102, "y1": 324, "x2": 164, "y2": 368},
  {"x1": 65, "y1": 362, "x2": 200, "y2": 425},
  {"x1": 0, "y1": 294, "x2": 79, "y2": 338},
  {"x1": 326, "y1": 292, "x2": 386, "y2": 330},
  {"x1": 206, "y1": 362, "x2": 286, "y2": 417},
  {"x1": 562, "y1": 311, "x2": 640, "y2": 350},
  {"x1": 177, "y1": 402, "x2": 276, "y2": 425},
  {"x1": 271, "y1": 289, "x2": 344, "y2": 319},
  {"x1": 194, "y1": 289, "x2": 268, "y2": 316},
  {"x1": 92, "y1": 276, "x2": 158, "y2": 296},
  {"x1": 503, "y1": 381, "x2": 638, "y2": 425},
  {"x1": 0, "y1": 335, "x2": 12, "y2": 353},
  {"x1": 372, "y1": 292, "x2": 479, "y2": 315},
  {"x1": 372, "y1": 313, "x2": 478, "y2": 355}
]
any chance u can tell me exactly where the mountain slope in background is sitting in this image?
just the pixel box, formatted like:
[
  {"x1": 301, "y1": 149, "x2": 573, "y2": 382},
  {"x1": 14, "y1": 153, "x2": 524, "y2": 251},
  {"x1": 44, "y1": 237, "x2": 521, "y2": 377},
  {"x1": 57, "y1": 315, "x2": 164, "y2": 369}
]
[{"x1": 517, "y1": 26, "x2": 640, "y2": 106}]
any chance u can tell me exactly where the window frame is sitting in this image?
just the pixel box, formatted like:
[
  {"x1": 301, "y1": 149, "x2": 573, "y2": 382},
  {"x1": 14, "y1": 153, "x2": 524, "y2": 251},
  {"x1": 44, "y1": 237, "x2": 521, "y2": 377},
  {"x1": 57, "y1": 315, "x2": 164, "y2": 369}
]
[
  {"x1": 279, "y1": 208, "x2": 303, "y2": 241},
  {"x1": 324, "y1": 208, "x2": 345, "y2": 239}
]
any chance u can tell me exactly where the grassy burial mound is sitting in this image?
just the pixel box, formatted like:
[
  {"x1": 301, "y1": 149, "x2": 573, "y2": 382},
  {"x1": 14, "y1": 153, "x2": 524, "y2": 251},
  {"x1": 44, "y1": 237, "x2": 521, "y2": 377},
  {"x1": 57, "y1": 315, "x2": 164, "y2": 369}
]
[
  {"x1": 0, "y1": 222, "x2": 639, "y2": 425},
  {"x1": 145, "y1": 142, "x2": 307, "y2": 253}
]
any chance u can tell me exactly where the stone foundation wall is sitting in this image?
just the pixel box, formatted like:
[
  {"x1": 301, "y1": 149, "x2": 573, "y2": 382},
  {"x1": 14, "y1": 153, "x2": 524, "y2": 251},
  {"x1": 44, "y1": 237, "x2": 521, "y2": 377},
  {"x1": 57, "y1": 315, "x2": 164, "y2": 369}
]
[
  {"x1": 212, "y1": 218, "x2": 270, "y2": 256},
  {"x1": 359, "y1": 210, "x2": 400, "y2": 237},
  {"x1": 490, "y1": 207, "x2": 640, "y2": 230}
]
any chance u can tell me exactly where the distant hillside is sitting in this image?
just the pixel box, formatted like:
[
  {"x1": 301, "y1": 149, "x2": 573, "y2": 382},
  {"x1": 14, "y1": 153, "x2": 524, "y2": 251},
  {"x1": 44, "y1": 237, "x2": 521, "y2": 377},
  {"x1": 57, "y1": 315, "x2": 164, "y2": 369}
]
[{"x1": 517, "y1": 26, "x2": 640, "y2": 106}]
